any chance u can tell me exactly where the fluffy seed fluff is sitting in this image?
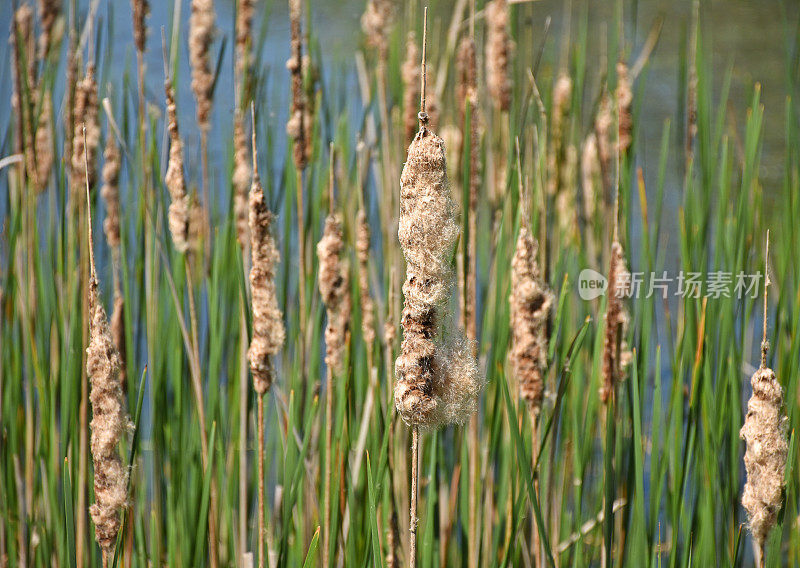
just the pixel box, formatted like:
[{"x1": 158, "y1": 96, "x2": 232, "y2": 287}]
[
  {"x1": 164, "y1": 76, "x2": 190, "y2": 253},
  {"x1": 71, "y1": 64, "x2": 100, "y2": 201},
  {"x1": 485, "y1": 0, "x2": 513, "y2": 112},
  {"x1": 317, "y1": 214, "x2": 351, "y2": 372},
  {"x1": 87, "y1": 273, "x2": 128, "y2": 552},
  {"x1": 189, "y1": 0, "x2": 215, "y2": 132},
  {"x1": 740, "y1": 343, "x2": 788, "y2": 551},
  {"x1": 509, "y1": 227, "x2": 553, "y2": 416},
  {"x1": 233, "y1": 113, "x2": 251, "y2": 247},
  {"x1": 101, "y1": 132, "x2": 121, "y2": 250},
  {"x1": 395, "y1": 126, "x2": 481, "y2": 428},
  {"x1": 356, "y1": 209, "x2": 376, "y2": 346},
  {"x1": 401, "y1": 33, "x2": 421, "y2": 148},
  {"x1": 600, "y1": 241, "x2": 631, "y2": 403},
  {"x1": 248, "y1": 164, "x2": 285, "y2": 394}
]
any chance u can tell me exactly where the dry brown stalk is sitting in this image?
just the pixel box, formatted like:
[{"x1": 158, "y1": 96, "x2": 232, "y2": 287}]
[
  {"x1": 164, "y1": 72, "x2": 191, "y2": 254},
  {"x1": 189, "y1": 0, "x2": 215, "y2": 133},
  {"x1": 401, "y1": 33, "x2": 421, "y2": 148},
  {"x1": 740, "y1": 233, "x2": 788, "y2": 567},
  {"x1": 84, "y1": 128, "x2": 128, "y2": 558},
  {"x1": 485, "y1": 0, "x2": 513, "y2": 112},
  {"x1": 37, "y1": 0, "x2": 62, "y2": 63},
  {"x1": 71, "y1": 63, "x2": 100, "y2": 203},
  {"x1": 233, "y1": 112, "x2": 252, "y2": 247},
  {"x1": 509, "y1": 226, "x2": 553, "y2": 416}
]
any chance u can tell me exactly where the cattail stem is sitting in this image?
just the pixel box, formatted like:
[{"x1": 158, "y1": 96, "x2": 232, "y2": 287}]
[
  {"x1": 323, "y1": 363, "x2": 334, "y2": 568},
  {"x1": 257, "y1": 394, "x2": 266, "y2": 568},
  {"x1": 409, "y1": 426, "x2": 419, "y2": 568}
]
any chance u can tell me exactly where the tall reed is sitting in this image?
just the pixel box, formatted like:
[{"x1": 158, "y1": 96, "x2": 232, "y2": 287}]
[{"x1": 248, "y1": 107, "x2": 286, "y2": 568}]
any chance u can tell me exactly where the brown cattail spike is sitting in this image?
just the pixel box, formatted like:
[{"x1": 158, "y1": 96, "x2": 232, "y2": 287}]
[
  {"x1": 101, "y1": 129, "x2": 121, "y2": 250},
  {"x1": 317, "y1": 213, "x2": 350, "y2": 372},
  {"x1": 72, "y1": 63, "x2": 100, "y2": 202},
  {"x1": 248, "y1": 108, "x2": 286, "y2": 395},
  {"x1": 401, "y1": 33, "x2": 421, "y2": 147},
  {"x1": 740, "y1": 231, "x2": 788, "y2": 560},
  {"x1": 395, "y1": 126, "x2": 481, "y2": 428},
  {"x1": 616, "y1": 61, "x2": 633, "y2": 156},
  {"x1": 37, "y1": 0, "x2": 62, "y2": 63},
  {"x1": 84, "y1": 126, "x2": 128, "y2": 553},
  {"x1": 34, "y1": 92, "x2": 54, "y2": 193},
  {"x1": 485, "y1": 0, "x2": 513, "y2": 112},
  {"x1": 164, "y1": 61, "x2": 190, "y2": 253},
  {"x1": 600, "y1": 240, "x2": 631, "y2": 403},
  {"x1": 361, "y1": 0, "x2": 393, "y2": 60},
  {"x1": 510, "y1": 226, "x2": 553, "y2": 417},
  {"x1": 286, "y1": 0, "x2": 309, "y2": 170},
  {"x1": 131, "y1": 0, "x2": 149, "y2": 55},
  {"x1": 233, "y1": 111, "x2": 252, "y2": 247},
  {"x1": 189, "y1": 0, "x2": 215, "y2": 132}
]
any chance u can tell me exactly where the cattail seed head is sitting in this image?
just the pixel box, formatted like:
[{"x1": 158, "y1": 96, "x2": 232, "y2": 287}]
[
  {"x1": 87, "y1": 267, "x2": 128, "y2": 552},
  {"x1": 616, "y1": 62, "x2": 633, "y2": 156},
  {"x1": 740, "y1": 344, "x2": 788, "y2": 550},
  {"x1": 101, "y1": 132, "x2": 121, "y2": 250},
  {"x1": 600, "y1": 241, "x2": 631, "y2": 403},
  {"x1": 318, "y1": 214, "x2": 351, "y2": 372},
  {"x1": 395, "y1": 127, "x2": 481, "y2": 428},
  {"x1": 509, "y1": 227, "x2": 553, "y2": 416},
  {"x1": 189, "y1": 0, "x2": 215, "y2": 132},
  {"x1": 485, "y1": 0, "x2": 513, "y2": 112},
  {"x1": 356, "y1": 209, "x2": 376, "y2": 346},
  {"x1": 71, "y1": 64, "x2": 100, "y2": 200},
  {"x1": 164, "y1": 76, "x2": 190, "y2": 253},
  {"x1": 248, "y1": 157, "x2": 285, "y2": 395},
  {"x1": 131, "y1": 0, "x2": 149, "y2": 55},
  {"x1": 286, "y1": 0, "x2": 309, "y2": 170},
  {"x1": 361, "y1": 0, "x2": 393, "y2": 60},
  {"x1": 37, "y1": 0, "x2": 62, "y2": 62},
  {"x1": 233, "y1": 112, "x2": 251, "y2": 247},
  {"x1": 581, "y1": 132, "x2": 600, "y2": 222},
  {"x1": 34, "y1": 92, "x2": 54, "y2": 193},
  {"x1": 236, "y1": 0, "x2": 254, "y2": 85},
  {"x1": 401, "y1": 33, "x2": 421, "y2": 148}
]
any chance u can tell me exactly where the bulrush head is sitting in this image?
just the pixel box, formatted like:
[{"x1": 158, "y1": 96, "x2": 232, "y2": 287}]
[
  {"x1": 401, "y1": 33, "x2": 421, "y2": 147},
  {"x1": 600, "y1": 240, "x2": 631, "y2": 403},
  {"x1": 509, "y1": 226, "x2": 553, "y2": 416},
  {"x1": 189, "y1": 0, "x2": 215, "y2": 132},
  {"x1": 361, "y1": 0, "x2": 393, "y2": 60},
  {"x1": 740, "y1": 235, "x2": 788, "y2": 559},
  {"x1": 37, "y1": 0, "x2": 62, "y2": 63},
  {"x1": 236, "y1": 0, "x2": 254, "y2": 83},
  {"x1": 35, "y1": 92, "x2": 54, "y2": 193},
  {"x1": 233, "y1": 112, "x2": 251, "y2": 247},
  {"x1": 356, "y1": 209, "x2": 375, "y2": 346},
  {"x1": 286, "y1": 0, "x2": 310, "y2": 170},
  {"x1": 615, "y1": 61, "x2": 633, "y2": 156},
  {"x1": 164, "y1": 71, "x2": 190, "y2": 253},
  {"x1": 84, "y1": 129, "x2": 128, "y2": 555},
  {"x1": 317, "y1": 213, "x2": 351, "y2": 372},
  {"x1": 101, "y1": 130, "x2": 121, "y2": 250},
  {"x1": 395, "y1": 118, "x2": 481, "y2": 428},
  {"x1": 71, "y1": 63, "x2": 100, "y2": 201},
  {"x1": 581, "y1": 132, "x2": 600, "y2": 222},
  {"x1": 248, "y1": 121, "x2": 285, "y2": 395},
  {"x1": 131, "y1": 0, "x2": 149, "y2": 55},
  {"x1": 485, "y1": 0, "x2": 513, "y2": 112}
]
